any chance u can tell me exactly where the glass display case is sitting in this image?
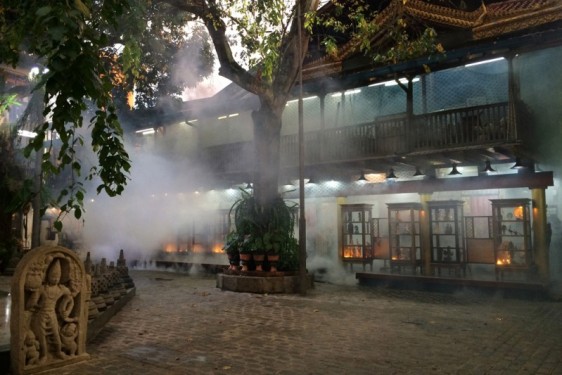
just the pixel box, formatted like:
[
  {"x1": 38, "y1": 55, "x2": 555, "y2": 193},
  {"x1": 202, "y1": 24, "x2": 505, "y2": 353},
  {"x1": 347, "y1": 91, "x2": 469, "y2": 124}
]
[
  {"x1": 490, "y1": 199, "x2": 532, "y2": 280},
  {"x1": 387, "y1": 203, "x2": 422, "y2": 274},
  {"x1": 428, "y1": 200, "x2": 466, "y2": 276},
  {"x1": 341, "y1": 204, "x2": 373, "y2": 270}
]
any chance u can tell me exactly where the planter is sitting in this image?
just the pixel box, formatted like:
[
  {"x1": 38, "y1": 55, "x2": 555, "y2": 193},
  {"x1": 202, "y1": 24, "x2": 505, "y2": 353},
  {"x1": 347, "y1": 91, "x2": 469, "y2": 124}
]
[
  {"x1": 239, "y1": 253, "x2": 252, "y2": 272},
  {"x1": 253, "y1": 253, "x2": 265, "y2": 272},
  {"x1": 227, "y1": 253, "x2": 240, "y2": 271},
  {"x1": 267, "y1": 254, "x2": 280, "y2": 272}
]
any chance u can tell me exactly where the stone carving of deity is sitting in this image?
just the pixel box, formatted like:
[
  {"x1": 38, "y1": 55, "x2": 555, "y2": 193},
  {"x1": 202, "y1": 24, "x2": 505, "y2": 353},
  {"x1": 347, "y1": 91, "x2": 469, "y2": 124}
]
[
  {"x1": 28, "y1": 259, "x2": 77, "y2": 362},
  {"x1": 11, "y1": 245, "x2": 89, "y2": 374}
]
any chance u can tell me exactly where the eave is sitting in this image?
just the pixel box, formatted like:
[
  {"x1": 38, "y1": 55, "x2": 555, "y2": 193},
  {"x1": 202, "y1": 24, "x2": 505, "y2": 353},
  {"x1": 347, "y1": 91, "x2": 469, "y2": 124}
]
[{"x1": 281, "y1": 171, "x2": 554, "y2": 200}]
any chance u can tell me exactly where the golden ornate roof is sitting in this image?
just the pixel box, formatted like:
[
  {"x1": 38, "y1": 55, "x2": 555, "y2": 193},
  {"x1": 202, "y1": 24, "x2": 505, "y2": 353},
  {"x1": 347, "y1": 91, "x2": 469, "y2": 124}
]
[{"x1": 304, "y1": 0, "x2": 562, "y2": 79}]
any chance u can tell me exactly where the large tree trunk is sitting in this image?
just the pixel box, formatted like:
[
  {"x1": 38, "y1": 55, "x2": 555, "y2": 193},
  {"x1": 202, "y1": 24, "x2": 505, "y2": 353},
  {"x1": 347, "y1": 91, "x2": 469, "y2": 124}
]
[{"x1": 251, "y1": 102, "x2": 283, "y2": 208}]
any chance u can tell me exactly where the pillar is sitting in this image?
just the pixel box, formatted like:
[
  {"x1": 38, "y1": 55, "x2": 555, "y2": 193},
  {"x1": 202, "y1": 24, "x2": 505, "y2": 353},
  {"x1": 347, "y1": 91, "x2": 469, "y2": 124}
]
[
  {"x1": 419, "y1": 193, "x2": 432, "y2": 276},
  {"x1": 336, "y1": 197, "x2": 347, "y2": 267},
  {"x1": 531, "y1": 188, "x2": 549, "y2": 284}
]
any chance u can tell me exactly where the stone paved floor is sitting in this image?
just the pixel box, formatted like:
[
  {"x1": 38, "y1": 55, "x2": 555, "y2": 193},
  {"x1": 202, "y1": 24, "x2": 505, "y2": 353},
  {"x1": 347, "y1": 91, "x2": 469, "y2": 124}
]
[{"x1": 2, "y1": 270, "x2": 562, "y2": 374}]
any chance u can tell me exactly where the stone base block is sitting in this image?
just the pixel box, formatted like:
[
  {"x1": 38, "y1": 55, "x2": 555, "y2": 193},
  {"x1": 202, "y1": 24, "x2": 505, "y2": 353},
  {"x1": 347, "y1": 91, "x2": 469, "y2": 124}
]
[{"x1": 216, "y1": 273, "x2": 313, "y2": 294}]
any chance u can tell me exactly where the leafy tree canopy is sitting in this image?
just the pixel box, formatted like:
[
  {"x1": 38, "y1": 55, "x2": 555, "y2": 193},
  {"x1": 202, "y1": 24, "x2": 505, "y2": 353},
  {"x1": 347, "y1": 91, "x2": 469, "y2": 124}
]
[
  {"x1": 1, "y1": 0, "x2": 442, "y2": 229},
  {"x1": 0, "y1": 0, "x2": 214, "y2": 227}
]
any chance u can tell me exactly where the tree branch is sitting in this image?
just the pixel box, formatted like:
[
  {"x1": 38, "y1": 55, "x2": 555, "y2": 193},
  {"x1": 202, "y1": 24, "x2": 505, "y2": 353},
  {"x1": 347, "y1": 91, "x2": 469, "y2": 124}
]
[
  {"x1": 158, "y1": 0, "x2": 270, "y2": 99},
  {"x1": 273, "y1": 0, "x2": 320, "y2": 106}
]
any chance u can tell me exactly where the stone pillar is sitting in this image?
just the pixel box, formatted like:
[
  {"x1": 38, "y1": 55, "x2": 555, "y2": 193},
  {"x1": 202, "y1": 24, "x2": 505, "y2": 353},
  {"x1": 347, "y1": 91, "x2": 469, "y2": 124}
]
[
  {"x1": 419, "y1": 193, "x2": 433, "y2": 276},
  {"x1": 10, "y1": 245, "x2": 89, "y2": 374},
  {"x1": 531, "y1": 188, "x2": 549, "y2": 284}
]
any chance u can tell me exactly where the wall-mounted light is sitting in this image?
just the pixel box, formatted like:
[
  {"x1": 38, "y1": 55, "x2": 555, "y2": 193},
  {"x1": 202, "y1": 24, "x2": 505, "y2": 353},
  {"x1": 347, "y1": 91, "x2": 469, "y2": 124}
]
[
  {"x1": 448, "y1": 163, "x2": 462, "y2": 176},
  {"x1": 483, "y1": 160, "x2": 496, "y2": 173},
  {"x1": 357, "y1": 171, "x2": 367, "y2": 182},
  {"x1": 386, "y1": 168, "x2": 397, "y2": 180},
  {"x1": 245, "y1": 182, "x2": 253, "y2": 189}
]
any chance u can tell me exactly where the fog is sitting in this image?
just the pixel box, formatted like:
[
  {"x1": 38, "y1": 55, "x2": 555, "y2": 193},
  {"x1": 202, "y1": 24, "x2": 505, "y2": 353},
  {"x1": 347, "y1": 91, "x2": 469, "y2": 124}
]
[
  {"x1": 78, "y1": 139, "x2": 224, "y2": 265},
  {"x1": 58, "y1": 45, "x2": 562, "y2": 285}
]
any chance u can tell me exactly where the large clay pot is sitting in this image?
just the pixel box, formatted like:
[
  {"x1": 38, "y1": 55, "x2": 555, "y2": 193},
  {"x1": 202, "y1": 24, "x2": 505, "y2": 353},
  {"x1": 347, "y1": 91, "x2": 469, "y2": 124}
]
[
  {"x1": 239, "y1": 253, "x2": 251, "y2": 272},
  {"x1": 267, "y1": 254, "x2": 280, "y2": 272},
  {"x1": 253, "y1": 253, "x2": 265, "y2": 272},
  {"x1": 227, "y1": 252, "x2": 240, "y2": 271}
]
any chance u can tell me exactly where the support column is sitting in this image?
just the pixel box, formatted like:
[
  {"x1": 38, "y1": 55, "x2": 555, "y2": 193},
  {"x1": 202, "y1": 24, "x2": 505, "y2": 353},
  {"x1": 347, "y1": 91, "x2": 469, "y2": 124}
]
[
  {"x1": 336, "y1": 197, "x2": 347, "y2": 268},
  {"x1": 531, "y1": 188, "x2": 549, "y2": 284},
  {"x1": 419, "y1": 193, "x2": 432, "y2": 276}
]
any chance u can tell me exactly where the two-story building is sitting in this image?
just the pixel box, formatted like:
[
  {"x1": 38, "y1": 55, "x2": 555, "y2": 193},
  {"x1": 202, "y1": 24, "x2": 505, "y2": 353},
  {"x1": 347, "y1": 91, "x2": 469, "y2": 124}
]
[{"x1": 125, "y1": 0, "x2": 562, "y2": 287}]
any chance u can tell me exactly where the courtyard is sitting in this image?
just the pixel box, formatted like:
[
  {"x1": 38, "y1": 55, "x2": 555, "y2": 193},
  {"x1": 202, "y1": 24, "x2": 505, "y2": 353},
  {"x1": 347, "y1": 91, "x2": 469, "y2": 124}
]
[{"x1": 2, "y1": 269, "x2": 561, "y2": 374}]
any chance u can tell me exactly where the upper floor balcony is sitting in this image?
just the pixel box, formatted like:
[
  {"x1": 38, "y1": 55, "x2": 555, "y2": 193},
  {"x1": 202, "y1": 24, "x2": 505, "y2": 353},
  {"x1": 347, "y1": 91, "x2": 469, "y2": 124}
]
[{"x1": 201, "y1": 101, "x2": 516, "y2": 177}]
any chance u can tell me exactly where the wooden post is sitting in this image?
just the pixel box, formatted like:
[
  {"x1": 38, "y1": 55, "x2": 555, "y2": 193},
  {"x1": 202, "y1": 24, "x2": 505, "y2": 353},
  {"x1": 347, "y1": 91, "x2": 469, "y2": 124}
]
[{"x1": 531, "y1": 188, "x2": 549, "y2": 284}]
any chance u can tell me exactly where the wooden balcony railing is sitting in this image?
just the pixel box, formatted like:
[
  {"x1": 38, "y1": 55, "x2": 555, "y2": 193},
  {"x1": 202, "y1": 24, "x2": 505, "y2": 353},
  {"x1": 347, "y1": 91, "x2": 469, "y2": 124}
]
[
  {"x1": 411, "y1": 102, "x2": 510, "y2": 150},
  {"x1": 201, "y1": 102, "x2": 514, "y2": 174}
]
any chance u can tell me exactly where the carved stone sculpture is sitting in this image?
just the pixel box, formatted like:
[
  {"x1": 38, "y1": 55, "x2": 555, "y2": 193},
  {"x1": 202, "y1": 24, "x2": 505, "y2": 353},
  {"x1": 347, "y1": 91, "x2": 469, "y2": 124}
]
[
  {"x1": 83, "y1": 252, "x2": 99, "y2": 320},
  {"x1": 117, "y1": 249, "x2": 135, "y2": 289},
  {"x1": 11, "y1": 245, "x2": 89, "y2": 374}
]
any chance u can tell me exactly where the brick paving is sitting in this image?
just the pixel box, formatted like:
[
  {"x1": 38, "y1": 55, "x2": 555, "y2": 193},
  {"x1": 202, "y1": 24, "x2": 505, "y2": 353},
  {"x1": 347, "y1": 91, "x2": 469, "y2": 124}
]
[{"x1": 4, "y1": 270, "x2": 562, "y2": 374}]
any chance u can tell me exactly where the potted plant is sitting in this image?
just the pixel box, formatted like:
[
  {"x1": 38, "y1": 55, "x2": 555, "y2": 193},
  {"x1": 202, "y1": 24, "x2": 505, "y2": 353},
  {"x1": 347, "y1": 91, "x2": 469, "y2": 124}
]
[
  {"x1": 226, "y1": 189, "x2": 297, "y2": 272},
  {"x1": 223, "y1": 231, "x2": 241, "y2": 271}
]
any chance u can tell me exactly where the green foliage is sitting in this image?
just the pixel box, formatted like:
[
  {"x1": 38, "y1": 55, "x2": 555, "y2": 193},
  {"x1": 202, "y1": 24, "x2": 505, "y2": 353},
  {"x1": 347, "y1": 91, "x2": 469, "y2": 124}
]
[
  {"x1": 0, "y1": 94, "x2": 20, "y2": 117},
  {"x1": 2, "y1": 0, "x2": 134, "y2": 229},
  {"x1": 277, "y1": 236, "x2": 299, "y2": 272},
  {"x1": 373, "y1": 19, "x2": 444, "y2": 68},
  {"x1": 306, "y1": 1, "x2": 444, "y2": 67},
  {"x1": 216, "y1": 0, "x2": 294, "y2": 82},
  {"x1": 111, "y1": 3, "x2": 214, "y2": 108},
  {"x1": 227, "y1": 188, "x2": 298, "y2": 256},
  {"x1": 1, "y1": 0, "x2": 214, "y2": 230},
  {"x1": 305, "y1": 0, "x2": 380, "y2": 57},
  {"x1": 223, "y1": 231, "x2": 243, "y2": 256}
]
